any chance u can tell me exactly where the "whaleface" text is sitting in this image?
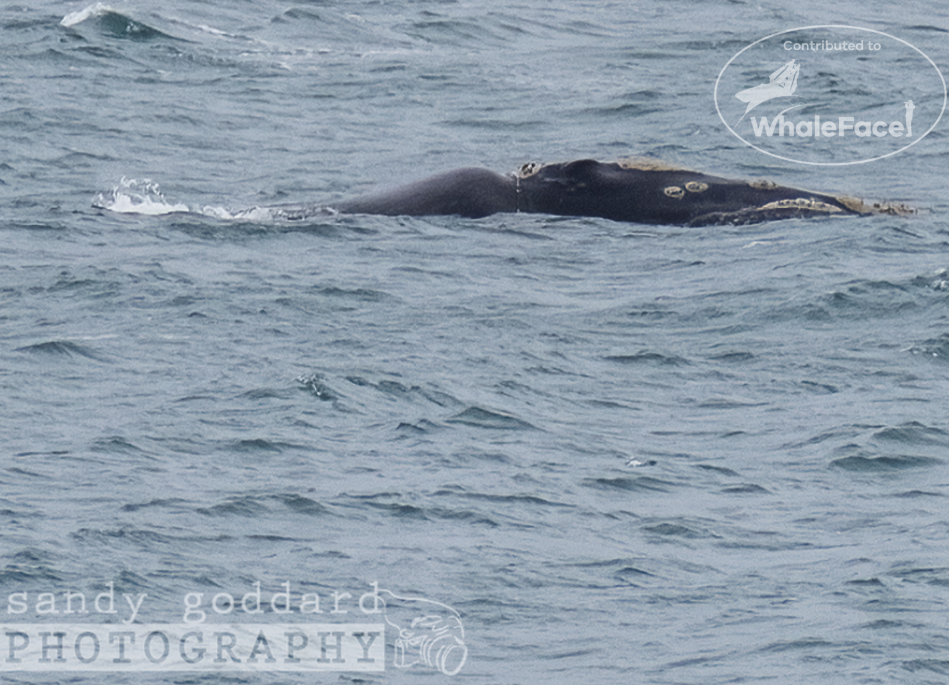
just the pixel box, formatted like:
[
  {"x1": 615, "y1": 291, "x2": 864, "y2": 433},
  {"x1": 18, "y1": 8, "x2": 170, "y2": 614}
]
[{"x1": 749, "y1": 114, "x2": 910, "y2": 138}]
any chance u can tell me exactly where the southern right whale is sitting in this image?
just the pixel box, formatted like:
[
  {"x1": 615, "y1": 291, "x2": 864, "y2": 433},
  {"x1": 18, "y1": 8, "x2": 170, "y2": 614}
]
[{"x1": 286, "y1": 157, "x2": 910, "y2": 226}]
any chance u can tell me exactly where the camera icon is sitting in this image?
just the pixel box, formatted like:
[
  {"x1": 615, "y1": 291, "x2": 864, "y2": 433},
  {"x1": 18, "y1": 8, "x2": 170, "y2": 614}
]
[{"x1": 368, "y1": 587, "x2": 467, "y2": 676}]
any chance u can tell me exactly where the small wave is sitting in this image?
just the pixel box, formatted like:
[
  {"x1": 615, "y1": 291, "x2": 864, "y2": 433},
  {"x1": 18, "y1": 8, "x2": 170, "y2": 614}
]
[
  {"x1": 296, "y1": 373, "x2": 340, "y2": 401},
  {"x1": 270, "y1": 494, "x2": 333, "y2": 517},
  {"x1": 0, "y1": 550, "x2": 64, "y2": 584},
  {"x1": 445, "y1": 406, "x2": 535, "y2": 430},
  {"x1": 873, "y1": 421, "x2": 949, "y2": 447},
  {"x1": 437, "y1": 491, "x2": 572, "y2": 508},
  {"x1": 61, "y1": 2, "x2": 116, "y2": 28},
  {"x1": 197, "y1": 497, "x2": 269, "y2": 518},
  {"x1": 604, "y1": 350, "x2": 691, "y2": 366},
  {"x1": 90, "y1": 436, "x2": 150, "y2": 455},
  {"x1": 13, "y1": 340, "x2": 106, "y2": 360},
  {"x1": 642, "y1": 521, "x2": 713, "y2": 539},
  {"x1": 905, "y1": 332, "x2": 949, "y2": 361},
  {"x1": 121, "y1": 498, "x2": 189, "y2": 513},
  {"x1": 831, "y1": 455, "x2": 942, "y2": 472},
  {"x1": 582, "y1": 476, "x2": 673, "y2": 492},
  {"x1": 61, "y1": 3, "x2": 176, "y2": 41},
  {"x1": 229, "y1": 439, "x2": 286, "y2": 453},
  {"x1": 903, "y1": 660, "x2": 949, "y2": 676},
  {"x1": 71, "y1": 527, "x2": 173, "y2": 545},
  {"x1": 721, "y1": 483, "x2": 770, "y2": 495}
]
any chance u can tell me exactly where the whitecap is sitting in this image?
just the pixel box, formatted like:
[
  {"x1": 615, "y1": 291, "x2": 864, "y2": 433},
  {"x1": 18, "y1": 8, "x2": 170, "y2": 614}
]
[
  {"x1": 198, "y1": 205, "x2": 277, "y2": 221},
  {"x1": 92, "y1": 179, "x2": 336, "y2": 221},
  {"x1": 61, "y1": 2, "x2": 113, "y2": 28},
  {"x1": 93, "y1": 178, "x2": 190, "y2": 216}
]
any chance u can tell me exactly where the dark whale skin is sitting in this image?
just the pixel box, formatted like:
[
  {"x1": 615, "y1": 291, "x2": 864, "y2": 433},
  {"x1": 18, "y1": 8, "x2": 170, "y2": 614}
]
[{"x1": 327, "y1": 158, "x2": 898, "y2": 225}]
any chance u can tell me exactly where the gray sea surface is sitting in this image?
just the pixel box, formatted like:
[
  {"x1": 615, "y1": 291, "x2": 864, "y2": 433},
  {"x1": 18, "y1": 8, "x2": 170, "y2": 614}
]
[{"x1": 2, "y1": 1, "x2": 949, "y2": 683}]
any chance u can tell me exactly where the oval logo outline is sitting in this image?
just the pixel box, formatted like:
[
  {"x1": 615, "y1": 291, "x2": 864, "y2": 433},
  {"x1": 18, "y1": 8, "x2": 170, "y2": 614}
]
[{"x1": 714, "y1": 25, "x2": 947, "y2": 166}]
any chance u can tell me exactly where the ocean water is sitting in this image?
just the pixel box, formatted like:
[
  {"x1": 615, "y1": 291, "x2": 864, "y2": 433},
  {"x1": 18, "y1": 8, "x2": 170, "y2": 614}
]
[{"x1": 2, "y1": 1, "x2": 949, "y2": 683}]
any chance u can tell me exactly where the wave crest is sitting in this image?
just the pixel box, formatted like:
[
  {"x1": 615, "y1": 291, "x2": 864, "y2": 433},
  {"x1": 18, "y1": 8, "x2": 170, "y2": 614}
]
[{"x1": 61, "y1": 3, "x2": 173, "y2": 41}]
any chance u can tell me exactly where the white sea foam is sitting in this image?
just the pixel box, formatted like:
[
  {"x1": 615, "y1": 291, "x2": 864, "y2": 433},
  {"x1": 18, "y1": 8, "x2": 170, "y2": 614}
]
[
  {"x1": 92, "y1": 179, "x2": 294, "y2": 220},
  {"x1": 61, "y1": 2, "x2": 114, "y2": 28},
  {"x1": 93, "y1": 178, "x2": 190, "y2": 216},
  {"x1": 198, "y1": 205, "x2": 277, "y2": 221}
]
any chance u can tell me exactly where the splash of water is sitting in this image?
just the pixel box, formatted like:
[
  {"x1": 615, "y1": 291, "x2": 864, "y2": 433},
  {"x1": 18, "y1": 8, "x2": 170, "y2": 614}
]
[
  {"x1": 93, "y1": 178, "x2": 190, "y2": 216},
  {"x1": 93, "y1": 177, "x2": 339, "y2": 221}
]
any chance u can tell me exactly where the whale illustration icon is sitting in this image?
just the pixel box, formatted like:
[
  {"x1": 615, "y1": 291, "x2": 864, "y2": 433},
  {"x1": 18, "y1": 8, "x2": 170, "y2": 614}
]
[{"x1": 735, "y1": 59, "x2": 800, "y2": 121}]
